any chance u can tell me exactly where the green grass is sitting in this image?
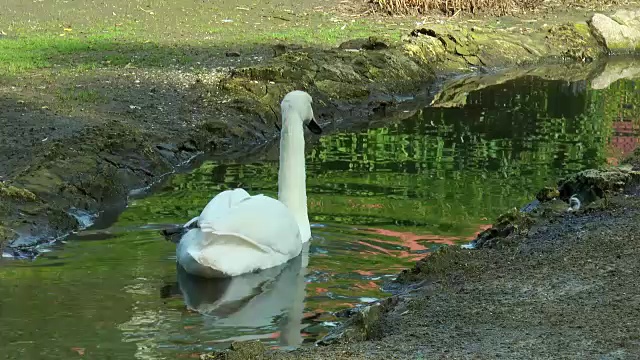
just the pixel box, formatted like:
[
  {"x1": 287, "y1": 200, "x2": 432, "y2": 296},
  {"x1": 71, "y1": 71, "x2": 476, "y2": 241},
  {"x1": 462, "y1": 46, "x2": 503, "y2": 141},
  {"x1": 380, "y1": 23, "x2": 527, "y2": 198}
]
[
  {"x1": 56, "y1": 89, "x2": 105, "y2": 104},
  {"x1": 0, "y1": 34, "x2": 191, "y2": 75},
  {"x1": 0, "y1": 20, "x2": 404, "y2": 76}
]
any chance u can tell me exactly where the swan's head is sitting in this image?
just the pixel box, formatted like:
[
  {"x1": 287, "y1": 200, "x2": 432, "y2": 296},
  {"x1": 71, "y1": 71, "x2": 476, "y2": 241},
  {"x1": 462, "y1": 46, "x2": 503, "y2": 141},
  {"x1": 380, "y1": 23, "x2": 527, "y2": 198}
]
[{"x1": 281, "y1": 90, "x2": 322, "y2": 135}]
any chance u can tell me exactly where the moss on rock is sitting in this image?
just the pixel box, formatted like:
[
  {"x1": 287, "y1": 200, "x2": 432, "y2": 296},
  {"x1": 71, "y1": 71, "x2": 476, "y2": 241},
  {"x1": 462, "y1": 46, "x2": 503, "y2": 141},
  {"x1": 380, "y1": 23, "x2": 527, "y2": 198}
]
[
  {"x1": 0, "y1": 183, "x2": 37, "y2": 202},
  {"x1": 315, "y1": 79, "x2": 370, "y2": 100},
  {"x1": 558, "y1": 167, "x2": 640, "y2": 203},
  {"x1": 0, "y1": 225, "x2": 17, "y2": 247},
  {"x1": 395, "y1": 245, "x2": 469, "y2": 283},
  {"x1": 403, "y1": 21, "x2": 605, "y2": 72},
  {"x1": 622, "y1": 147, "x2": 640, "y2": 170},
  {"x1": 545, "y1": 24, "x2": 601, "y2": 61},
  {"x1": 472, "y1": 208, "x2": 536, "y2": 249},
  {"x1": 316, "y1": 296, "x2": 399, "y2": 346},
  {"x1": 536, "y1": 186, "x2": 560, "y2": 202},
  {"x1": 204, "y1": 341, "x2": 269, "y2": 360}
]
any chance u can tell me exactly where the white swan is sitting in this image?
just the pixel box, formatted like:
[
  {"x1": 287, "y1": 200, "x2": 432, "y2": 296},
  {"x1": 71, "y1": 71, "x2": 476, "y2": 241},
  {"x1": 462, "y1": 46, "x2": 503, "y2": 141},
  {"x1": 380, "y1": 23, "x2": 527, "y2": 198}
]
[{"x1": 176, "y1": 90, "x2": 322, "y2": 278}]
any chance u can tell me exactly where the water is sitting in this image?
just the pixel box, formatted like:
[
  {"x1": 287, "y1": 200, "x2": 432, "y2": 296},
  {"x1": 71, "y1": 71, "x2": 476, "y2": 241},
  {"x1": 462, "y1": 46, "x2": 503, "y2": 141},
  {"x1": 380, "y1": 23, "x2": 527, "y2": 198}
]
[{"x1": 1, "y1": 71, "x2": 639, "y2": 359}]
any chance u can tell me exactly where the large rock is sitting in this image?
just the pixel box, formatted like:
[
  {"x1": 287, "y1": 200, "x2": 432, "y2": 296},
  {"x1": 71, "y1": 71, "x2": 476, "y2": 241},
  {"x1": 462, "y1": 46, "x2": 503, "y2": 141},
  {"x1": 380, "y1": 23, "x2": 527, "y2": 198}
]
[
  {"x1": 589, "y1": 11, "x2": 640, "y2": 54},
  {"x1": 612, "y1": 9, "x2": 640, "y2": 29},
  {"x1": 557, "y1": 167, "x2": 640, "y2": 203}
]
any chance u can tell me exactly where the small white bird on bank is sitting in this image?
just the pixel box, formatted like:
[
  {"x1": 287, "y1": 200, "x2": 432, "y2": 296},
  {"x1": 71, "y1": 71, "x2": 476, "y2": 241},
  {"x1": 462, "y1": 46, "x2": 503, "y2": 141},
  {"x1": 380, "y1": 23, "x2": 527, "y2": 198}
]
[
  {"x1": 567, "y1": 194, "x2": 581, "y2": 212},
  {"x1": 176, "y1": 90, "x2": 322, "y2": 278}
]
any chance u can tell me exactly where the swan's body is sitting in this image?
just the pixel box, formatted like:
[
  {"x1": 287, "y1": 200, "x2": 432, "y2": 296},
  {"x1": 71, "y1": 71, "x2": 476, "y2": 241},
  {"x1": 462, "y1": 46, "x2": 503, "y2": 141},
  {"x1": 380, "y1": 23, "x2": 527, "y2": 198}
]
[{"x1": 176, "y1": 90, "x2": 321, "y2": 278}]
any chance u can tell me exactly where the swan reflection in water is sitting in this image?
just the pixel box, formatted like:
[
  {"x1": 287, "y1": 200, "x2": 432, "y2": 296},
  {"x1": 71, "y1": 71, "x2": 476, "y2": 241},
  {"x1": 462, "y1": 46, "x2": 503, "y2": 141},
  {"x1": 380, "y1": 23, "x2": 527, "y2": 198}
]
[{"x1": 171, "y1": 243, "x2": 310, "y2": 347}]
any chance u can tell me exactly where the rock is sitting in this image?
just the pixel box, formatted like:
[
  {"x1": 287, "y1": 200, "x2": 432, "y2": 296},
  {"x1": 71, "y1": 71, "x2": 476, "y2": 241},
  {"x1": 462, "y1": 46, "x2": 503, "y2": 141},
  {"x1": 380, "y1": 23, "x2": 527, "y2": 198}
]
[
  {"x1": 178, "y1": 140, "x2": 198, "y2": 153},
  {"x1": 472, "y1": 208, "x2": 535, "y2": 249},
  {"x1": 455, "y1": 43, "x2": 475, "y2": 56},
  {"x1": 315, "y1": 79, "x2": 369, "y2": 99},
  {"x1": 156, "y1": 149, "x2": 177, "y2": 162},
  {"x1": 536, "y1": 186, "x2": 560, "y2": 202},
  {"x1": 463, "y1": 55, "x2": 483, "y2": 66},
  {"x1": 558, "y1": 167, "x2": 640, "y2": 203},
  {"x1": 0, "y1": 183, "x2": 38, "y2": 201},
  {"x1": 410, "y1": 28, "x2": 437, "y2": 37},
  {"x1": 3, "y1": 244, "x2": 40, "y2": 260},
  {"x1": 202, "y1": 340, "x2": 267, "y2": 359},
  {"x1": 272, "y1": 44, "x2": 303, "y2": 57},
  {"x1": 156, "y1": 143, "x2": 178, "y2": 152},
  {"x1": 439, "y1": 35, "x2": 458, "y2": 54},
  {"x1": 272, "y1": 44, "x2": 287, "y2": 57},
  {"x1": 520, "y1": 199, "x2": 540, "y2": 213},
  {"x1": 588, "y1": 12, "x2": 640, "y2": 54},
  {"x1": 339, "y1": 37, "x2": 389, "y2": 51},
  {"x1": 317, "y1": 297, "x2": 398, "y2": 345},
  {"x1": 611, "y1": 9, "x2": 640, "y2": 29}
]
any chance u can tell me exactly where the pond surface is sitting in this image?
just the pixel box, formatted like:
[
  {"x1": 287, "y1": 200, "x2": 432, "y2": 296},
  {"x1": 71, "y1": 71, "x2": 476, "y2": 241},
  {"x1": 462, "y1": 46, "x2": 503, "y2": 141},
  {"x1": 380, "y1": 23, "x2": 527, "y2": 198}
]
[{"x1": 1, "y1": 72, "x2": 639, "y2": 359}]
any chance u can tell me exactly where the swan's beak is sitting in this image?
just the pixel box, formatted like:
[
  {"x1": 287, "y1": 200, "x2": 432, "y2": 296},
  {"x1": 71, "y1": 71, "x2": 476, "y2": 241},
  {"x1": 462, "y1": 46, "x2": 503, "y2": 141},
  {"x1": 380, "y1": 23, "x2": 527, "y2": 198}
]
[{"x1": 306, "y1": 118, "x2": 322, "y2": 135}]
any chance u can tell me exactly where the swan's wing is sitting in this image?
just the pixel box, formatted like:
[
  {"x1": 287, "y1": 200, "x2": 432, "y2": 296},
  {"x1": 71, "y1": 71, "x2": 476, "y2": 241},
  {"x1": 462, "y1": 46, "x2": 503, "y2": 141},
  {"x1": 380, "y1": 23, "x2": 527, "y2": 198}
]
[
  {"x1": 198, "y1": 188, "x2": 251, "y2": 225},
  {"x1": 198, "y1": 194, "x2": 302, "y2": 257}
]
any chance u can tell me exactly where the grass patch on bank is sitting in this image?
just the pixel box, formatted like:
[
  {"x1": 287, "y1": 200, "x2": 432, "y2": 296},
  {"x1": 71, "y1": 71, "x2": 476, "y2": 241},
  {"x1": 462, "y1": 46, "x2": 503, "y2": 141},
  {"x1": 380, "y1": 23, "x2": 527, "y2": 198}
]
[
  {"x1": 0, "y1": 20, "x2": 404, "y2": 76},
  {"x1": 0, "y1": 35, "x2": 209, "y2": 75},
  {"x1": 56, "y1": 88, "x2": 106, "y2": 104}
]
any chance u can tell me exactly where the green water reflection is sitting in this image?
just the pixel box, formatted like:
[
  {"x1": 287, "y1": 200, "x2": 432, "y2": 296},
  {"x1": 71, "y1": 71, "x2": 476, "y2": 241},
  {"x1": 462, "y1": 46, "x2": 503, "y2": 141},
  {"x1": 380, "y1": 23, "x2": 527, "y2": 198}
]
[{"x1": 1, "y1": 74, "x2": 639, "y2": 359}]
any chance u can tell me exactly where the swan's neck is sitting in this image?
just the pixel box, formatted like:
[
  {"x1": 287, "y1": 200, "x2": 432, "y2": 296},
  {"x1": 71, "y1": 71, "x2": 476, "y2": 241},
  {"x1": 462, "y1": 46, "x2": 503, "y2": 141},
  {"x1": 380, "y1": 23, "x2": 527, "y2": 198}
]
[{"x1": 278, "y1": 112, "x2": 311, "y2": 241}]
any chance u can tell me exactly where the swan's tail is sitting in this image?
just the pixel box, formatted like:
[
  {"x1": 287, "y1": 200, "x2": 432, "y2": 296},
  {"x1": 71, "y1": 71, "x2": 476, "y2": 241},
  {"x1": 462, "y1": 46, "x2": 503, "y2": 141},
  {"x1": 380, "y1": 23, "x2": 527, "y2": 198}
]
[
  {"x1": 197, "y1": 221, "x2": 272, "y2": 254},
  {"x1": 185, "y1": 232, "x2": 290, "y2": 277}
]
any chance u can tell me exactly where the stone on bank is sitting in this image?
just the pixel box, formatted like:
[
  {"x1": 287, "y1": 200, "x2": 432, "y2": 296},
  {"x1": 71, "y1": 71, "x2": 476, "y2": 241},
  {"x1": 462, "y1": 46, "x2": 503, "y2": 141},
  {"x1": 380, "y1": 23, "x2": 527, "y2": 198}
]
[{"x1": 589, "y1": 10, "x2": 640, "y2": 54}]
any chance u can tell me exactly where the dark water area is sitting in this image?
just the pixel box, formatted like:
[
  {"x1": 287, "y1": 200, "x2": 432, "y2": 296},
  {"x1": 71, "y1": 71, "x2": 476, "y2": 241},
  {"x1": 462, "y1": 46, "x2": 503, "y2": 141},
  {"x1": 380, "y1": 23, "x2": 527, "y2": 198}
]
[{"x1": 1, "y1": 70, "x2": 639, "y2": 359}]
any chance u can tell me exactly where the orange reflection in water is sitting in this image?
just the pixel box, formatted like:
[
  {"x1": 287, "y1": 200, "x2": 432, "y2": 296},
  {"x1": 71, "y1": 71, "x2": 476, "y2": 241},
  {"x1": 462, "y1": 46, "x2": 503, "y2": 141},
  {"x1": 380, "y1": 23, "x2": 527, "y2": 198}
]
[
  {"x1": 302, "y1": 224, "x2": 494, "y2": 318},
  {"x1": 353, "y1": 270, "x2": 375, "y2": 276},
  {"x1": 356, "y1": 224, "x2": 491, "y2": 261},
  {"x1": 354, "y1": 281, "x2": 380, "y2": 290}
]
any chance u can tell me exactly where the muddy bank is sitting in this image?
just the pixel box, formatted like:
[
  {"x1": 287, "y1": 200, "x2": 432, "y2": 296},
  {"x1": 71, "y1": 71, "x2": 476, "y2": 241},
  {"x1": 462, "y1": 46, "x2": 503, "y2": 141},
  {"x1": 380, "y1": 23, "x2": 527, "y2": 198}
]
[
  {"x1": 205, "y1": 151, "x2": 640, "y2": 360},
  {"x1": 0, "y1": 9, "x2": 635, "y2": 253}
]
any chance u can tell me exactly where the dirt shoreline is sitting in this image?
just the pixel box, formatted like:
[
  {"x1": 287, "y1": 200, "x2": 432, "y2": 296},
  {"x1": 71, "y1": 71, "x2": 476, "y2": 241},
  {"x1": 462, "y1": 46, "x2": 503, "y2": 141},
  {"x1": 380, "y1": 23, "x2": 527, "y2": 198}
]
[{"x1": 3, "y1": 3, "x2": 634, "y2": 254}]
